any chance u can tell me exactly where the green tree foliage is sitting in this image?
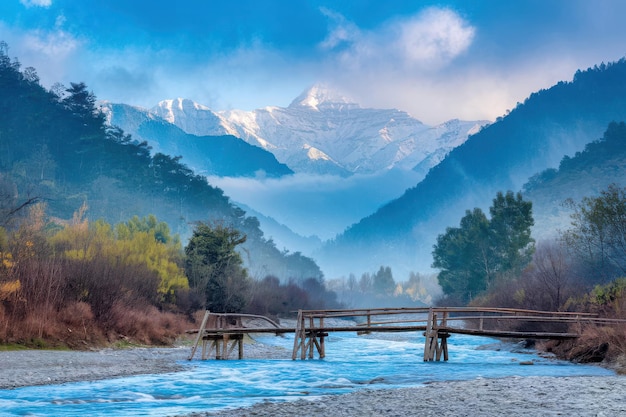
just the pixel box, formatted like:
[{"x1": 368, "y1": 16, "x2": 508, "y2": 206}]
[
  {"x1": 562, "y1": 184, "x2": 626, "y2": 281},
  {"x1": 489, "y1": 191, "x2": 535, "y2": 274},
  {"x1": 185, "y1": 222, "x2": 250, "y2": 312},
  {"x1": 432, "y1": 191, "x2": 535, "y2": 303},
  {"x1": 50, "y1": 211, "x2": 188, "y2": 306}
]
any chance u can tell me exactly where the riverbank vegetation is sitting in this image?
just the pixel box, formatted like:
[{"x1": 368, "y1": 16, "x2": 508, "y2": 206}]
[
  {"x1": 0, "y1": 204, "x2": 342, "y2": 348},
  {"x1": 432, "y1": 178, "x2": 626, "y2": 366}
]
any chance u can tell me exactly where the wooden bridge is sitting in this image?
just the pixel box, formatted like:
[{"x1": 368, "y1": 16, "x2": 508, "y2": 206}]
[{"x1": 187, "y1": 307, "x2": 618, "y2": 362}]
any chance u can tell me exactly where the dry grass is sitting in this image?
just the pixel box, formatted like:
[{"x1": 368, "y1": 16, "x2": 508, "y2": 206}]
[
  {"x1": 108, "y1": 303, "x2": 192, "y2": 345},
  {"x1": 0, "y1": 300, "x2": 194, "y2": 349},
  {"x1": 541, "y1": 323, "x2": 626, "y2": 373}
]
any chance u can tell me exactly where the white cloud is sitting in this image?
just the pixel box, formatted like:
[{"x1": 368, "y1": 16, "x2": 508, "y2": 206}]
[
  {"x1": 313, "y1": 6, "x2": 622, "y2": 125},
  {"x1": 319, "y1": 7, "x2": 361, "y2": 50},
  {"x1": 0, "y1": 20, "x2": 82, "y2": 90},
  {"x1": 320, "y1": 7, "x2": 475, "y2": 72},
  {"x1": 20, "y1": 0, "x2": 52, "y2": 8},
  {"x1": 22, "y1": 30, "x2": 79, "y2": 58},
  {"x1": 396, "y1": 8, "x2": 475, "y2": 68}
]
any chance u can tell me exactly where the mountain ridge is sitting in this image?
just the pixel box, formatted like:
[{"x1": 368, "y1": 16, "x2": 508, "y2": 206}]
[{"x1": 123, "y1": 84, "x2": 488, "y2": 177}]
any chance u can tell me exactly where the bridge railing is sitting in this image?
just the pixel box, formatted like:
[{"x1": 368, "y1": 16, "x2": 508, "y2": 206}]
[
  {"x1": 296, "y1": 306, "x2": 599, "y2": 333},
  {"x1": 294, "y1": 307, "x2": 605, "y2": 361}
]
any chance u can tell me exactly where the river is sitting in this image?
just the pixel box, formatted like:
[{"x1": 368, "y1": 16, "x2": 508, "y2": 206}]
[{"x1": 0, "y1": 331, "x2": 614, "y2": 416}]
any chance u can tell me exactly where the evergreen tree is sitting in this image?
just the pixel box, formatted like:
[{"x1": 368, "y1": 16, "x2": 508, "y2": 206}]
[
  {"x1": 489, "y1": 191, "x2": 535, "y2": 275},
  {"x1": 184, "y1": 222, "x2": 250, "y2": 312},
  {"x1": 432, "y1": 208, "x2": 491, "y2": 302},
  {"x1": 432, "y1": 191, "x2": 534, "y2": 303}
]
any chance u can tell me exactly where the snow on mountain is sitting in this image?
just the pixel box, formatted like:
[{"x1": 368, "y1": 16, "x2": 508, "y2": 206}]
[
  {"x1": 149, "y1": 85, "x2": 489, "y2": 176},
  {"x1": 150, "y1": 98, "x2": 236, "y2": 138}
]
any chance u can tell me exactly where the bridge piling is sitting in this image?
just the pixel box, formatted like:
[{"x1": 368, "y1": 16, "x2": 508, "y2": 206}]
[{"x1": 424, "y1": 309, "x2": 449, "y2": 361}]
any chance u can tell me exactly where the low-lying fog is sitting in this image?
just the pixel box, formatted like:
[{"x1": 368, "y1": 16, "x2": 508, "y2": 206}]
[{"x1": 208, "y1": 168, "x2": 424, "y2": 241}]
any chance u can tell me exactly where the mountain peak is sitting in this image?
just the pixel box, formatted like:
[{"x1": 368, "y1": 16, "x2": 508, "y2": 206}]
[{"x1": 289, "y1": 84, "x2": 359, "y2": 111}]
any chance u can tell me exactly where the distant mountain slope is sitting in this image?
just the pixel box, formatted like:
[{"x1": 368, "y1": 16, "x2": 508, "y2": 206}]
[
  {"x1": 523, "y1": 121, "x2": 626, "y2": 238},
  {"x1": 102, "y1": 102, "x2": 293, "y2": 178},
  {"x1": 150, "y1": 86, "x2": 487, "y2": 176},
  {"x1": 319, "y1": 60, "x2": 626, "y2": 277},
  {"x1": 235, "y1": 202, "x2": 323, "y2": 255}
]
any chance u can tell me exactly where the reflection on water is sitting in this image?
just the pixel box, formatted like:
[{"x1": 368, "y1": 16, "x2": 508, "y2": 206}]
[{"x1": 0, "y1": 332, "x2": 614, "y2": 417}]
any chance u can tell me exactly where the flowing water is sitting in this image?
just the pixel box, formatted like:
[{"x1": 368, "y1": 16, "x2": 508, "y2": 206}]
[{"x1": 1, "y1": 331, "x2": 614, "y2": 416}]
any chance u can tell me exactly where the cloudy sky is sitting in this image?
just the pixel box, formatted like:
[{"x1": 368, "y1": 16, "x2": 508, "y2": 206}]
[{"x1": 2, "y1": 0, "x2": 626, "y2": 125}]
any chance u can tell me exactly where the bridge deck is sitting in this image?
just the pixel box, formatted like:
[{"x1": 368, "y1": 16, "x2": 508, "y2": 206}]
[{"x1": 200, "y1": 325, "x2": 579, "y2": 339}]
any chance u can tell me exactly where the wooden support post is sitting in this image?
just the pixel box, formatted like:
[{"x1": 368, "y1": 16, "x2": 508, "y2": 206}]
[
  {"x1": 439, "y1": 311, "x2": 449, "y2": 362},
  {"x1": 201, "y1": 339, "x2": 208, "y2": 360},
  {"x1": 300, "y1": 312, "x2": 307, "y2": 360},
  {"x1": 308, "y1": 315, "x2": 315, "y2": 359},
  {"x1": 222, "y1": 334, "x2": 229, "y2": 359},
  {"x1": 424, "y1": 308, "x2": 434, "y2": 361},
  {"x1": 292, "y1": 310, "x2": 304, "y2": 360},
  {"x1": 319, "y1": 317, "x2": 326, "y2": 358},
  {"x1": 188, "y1": 310, "x2": 211, "y2": 360},
  {"x1": 215, "y1": 336, "x2": 222, "y2": 359}
]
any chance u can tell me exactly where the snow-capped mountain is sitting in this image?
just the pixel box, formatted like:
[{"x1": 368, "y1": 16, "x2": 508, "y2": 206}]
[
  {"x1": 101, "y1": 101, "x2": 293, "y2": 178},
  {"x1": 149, "y1": 85, "x2": 488, "y2": 176}
]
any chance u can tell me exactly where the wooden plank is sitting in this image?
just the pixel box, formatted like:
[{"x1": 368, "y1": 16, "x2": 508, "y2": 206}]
[
  {"x1": 423, "y1": 308, "x2": 434, "y2": 361},
  {"x1": 188, "y1": 310, "x2": 211, "y2": 360},
  {"x1": 292, "y1": 310, "x2": 302, "y2": 360}
]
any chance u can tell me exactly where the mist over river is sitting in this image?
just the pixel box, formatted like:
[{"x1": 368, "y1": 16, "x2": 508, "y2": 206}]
[{"x1": 1, "y1": 331, "x2": 614, "y2": 417}]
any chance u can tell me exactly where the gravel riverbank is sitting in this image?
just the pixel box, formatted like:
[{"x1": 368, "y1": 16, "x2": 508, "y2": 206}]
[
  {"x1": 0, "y1": 347, "x2": 190, "y2": 389},
  {"x1": 0, "y1": 339, "x2": 291, "y2": 389},
  {"x1": 190, "y1": 375, "x2": 626, "y2": 417}
]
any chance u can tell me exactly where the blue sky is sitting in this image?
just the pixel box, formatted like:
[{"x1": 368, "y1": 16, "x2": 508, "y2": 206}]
[{"x1": 1, "y1": 0, "x2": 626, "y2": 124}]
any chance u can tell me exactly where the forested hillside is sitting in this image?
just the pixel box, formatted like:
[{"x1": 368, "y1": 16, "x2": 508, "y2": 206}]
[
  {"x1": 523, "y1": 121, "x2": 626, "y2": 237},
  {"x1": 319, "y1": 59, "x2": 626, "y2": 277},
  {"x1": 0, "y1": 43, "x2": 319, "y2": 282}
]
